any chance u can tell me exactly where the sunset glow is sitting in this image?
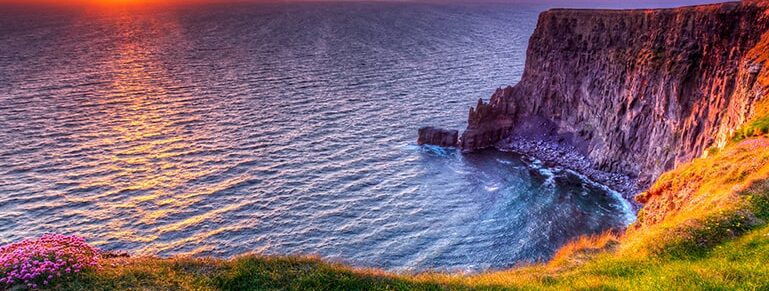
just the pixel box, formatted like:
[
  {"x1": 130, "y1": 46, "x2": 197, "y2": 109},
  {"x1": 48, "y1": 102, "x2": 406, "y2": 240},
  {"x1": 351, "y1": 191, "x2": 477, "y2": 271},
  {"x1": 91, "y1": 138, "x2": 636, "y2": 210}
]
[{"x1": 0, "y1": 0, "x2": 206, "y2": 5}]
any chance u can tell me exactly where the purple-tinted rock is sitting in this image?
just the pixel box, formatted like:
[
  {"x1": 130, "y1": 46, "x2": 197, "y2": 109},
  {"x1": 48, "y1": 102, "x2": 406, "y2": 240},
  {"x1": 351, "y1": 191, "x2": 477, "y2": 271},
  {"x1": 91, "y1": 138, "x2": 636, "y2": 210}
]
[
  {"x1": 458, "y1": 1, "x2": 769, "y2": 188},
  {"x1": 418, "y1": 127, "x2": 459, "y2": 147}
]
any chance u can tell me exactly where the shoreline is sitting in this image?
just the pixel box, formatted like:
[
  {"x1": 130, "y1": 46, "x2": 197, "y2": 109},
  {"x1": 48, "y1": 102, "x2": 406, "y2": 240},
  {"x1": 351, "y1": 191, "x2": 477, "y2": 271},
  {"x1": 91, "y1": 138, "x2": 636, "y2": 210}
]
[{"x1": 493, "y1": 135, "x2": 643, "y2": 211}]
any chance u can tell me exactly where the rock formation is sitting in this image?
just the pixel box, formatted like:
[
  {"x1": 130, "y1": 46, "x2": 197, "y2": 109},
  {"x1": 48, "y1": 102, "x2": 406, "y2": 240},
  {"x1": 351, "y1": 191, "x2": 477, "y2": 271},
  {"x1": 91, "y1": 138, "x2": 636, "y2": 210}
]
[
  {"x1": 458, "y1": 1, "x2": 769, "y2": 189},
  {"x1": 417, "y1": 127, "x2": 459, "y2": 147}
]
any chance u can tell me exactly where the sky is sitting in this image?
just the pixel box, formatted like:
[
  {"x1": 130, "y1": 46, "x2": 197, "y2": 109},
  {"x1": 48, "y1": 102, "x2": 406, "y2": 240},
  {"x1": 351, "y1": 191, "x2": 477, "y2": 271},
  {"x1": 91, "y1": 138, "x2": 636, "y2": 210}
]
[{"x1": 0, "y1": 0, "x2": 731, "y2": 8}]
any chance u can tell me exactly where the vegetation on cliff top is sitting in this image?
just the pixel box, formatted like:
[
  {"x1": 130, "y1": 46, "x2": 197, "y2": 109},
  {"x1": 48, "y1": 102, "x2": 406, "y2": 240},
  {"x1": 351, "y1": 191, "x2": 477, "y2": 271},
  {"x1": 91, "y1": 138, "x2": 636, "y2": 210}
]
[
  {"x1": 733, "y1": 116, "x2": 769, "y2": 142},
  {"x1": 37, "y1": 225, "x2": 769, "y2": 290}
]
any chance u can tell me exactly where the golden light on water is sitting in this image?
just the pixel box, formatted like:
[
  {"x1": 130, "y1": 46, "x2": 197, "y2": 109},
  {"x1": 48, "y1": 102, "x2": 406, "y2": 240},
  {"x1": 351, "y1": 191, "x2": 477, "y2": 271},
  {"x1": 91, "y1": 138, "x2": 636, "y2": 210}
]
[{"x1": 61, "y1": 10, "x2": 248, "y2": 254}]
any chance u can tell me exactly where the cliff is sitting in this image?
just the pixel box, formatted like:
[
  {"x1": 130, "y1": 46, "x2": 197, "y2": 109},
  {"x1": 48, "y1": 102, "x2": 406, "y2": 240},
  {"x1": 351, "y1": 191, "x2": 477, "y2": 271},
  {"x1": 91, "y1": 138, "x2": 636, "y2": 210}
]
[{"x1": 460, "y1": 1, "x2": 769, "y2": 188}]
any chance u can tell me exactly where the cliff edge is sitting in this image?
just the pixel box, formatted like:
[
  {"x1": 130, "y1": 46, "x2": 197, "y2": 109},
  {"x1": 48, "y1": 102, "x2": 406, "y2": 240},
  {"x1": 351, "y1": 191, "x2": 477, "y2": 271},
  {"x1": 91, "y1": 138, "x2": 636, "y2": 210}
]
[{"x1": 458, "y1": 1, "x2": 769, "y2": 190}]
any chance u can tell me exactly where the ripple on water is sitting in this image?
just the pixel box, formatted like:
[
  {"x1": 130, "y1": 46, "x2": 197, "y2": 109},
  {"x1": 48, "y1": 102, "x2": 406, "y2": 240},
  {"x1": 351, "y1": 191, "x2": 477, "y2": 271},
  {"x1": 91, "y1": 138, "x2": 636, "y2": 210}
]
[{"x1": 0, "y1": 3, "x2": 634, "y2": 273}]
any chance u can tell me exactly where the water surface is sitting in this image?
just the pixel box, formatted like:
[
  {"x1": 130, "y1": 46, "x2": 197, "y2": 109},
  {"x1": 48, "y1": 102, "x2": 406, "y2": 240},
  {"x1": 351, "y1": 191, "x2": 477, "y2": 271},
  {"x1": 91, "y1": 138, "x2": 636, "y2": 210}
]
[{"x1": 0, "y1": 3, "x2": 633, "y2": 272}]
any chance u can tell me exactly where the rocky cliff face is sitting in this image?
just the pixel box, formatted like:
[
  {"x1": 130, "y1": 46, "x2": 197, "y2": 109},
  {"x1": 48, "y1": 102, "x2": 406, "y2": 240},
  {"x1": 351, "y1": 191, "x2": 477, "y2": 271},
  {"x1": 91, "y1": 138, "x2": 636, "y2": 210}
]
[{"x1": 460, "y1": 1, "x2": 769, "y2": 187}]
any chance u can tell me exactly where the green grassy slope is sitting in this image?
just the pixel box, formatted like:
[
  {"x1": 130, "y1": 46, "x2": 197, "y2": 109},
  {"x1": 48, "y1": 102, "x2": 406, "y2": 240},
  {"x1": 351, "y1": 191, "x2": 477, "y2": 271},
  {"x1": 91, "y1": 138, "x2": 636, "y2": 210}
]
[{"x1": 50, "y1": 223, "x2": 769, "y2": 290}]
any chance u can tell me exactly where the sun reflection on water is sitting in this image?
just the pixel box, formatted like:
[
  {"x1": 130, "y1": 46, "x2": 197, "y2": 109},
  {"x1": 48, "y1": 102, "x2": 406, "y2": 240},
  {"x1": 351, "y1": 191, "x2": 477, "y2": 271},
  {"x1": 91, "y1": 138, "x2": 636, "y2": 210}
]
[{"x1": 70, "y1": 10, "x2": 226, "y2": 251}]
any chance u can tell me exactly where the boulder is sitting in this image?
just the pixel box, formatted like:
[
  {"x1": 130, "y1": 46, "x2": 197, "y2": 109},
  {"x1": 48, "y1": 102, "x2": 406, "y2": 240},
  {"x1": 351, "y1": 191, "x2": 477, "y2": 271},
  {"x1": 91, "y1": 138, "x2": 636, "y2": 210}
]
[{"x1": 418, "y1": 127, "x2": 458, "y2": 147}]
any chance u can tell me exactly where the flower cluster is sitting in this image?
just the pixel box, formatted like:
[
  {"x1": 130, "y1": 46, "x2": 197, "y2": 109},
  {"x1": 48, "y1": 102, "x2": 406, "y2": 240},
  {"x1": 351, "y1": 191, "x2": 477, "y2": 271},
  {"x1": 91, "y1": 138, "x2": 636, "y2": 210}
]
[{"x1": 0, "y1": 234, "x2": 100, "y2": 289}]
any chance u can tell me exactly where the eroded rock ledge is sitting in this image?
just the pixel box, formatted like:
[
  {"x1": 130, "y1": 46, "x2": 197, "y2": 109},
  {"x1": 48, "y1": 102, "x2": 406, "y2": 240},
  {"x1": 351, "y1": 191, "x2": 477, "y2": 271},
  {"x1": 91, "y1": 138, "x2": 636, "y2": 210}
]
[
  {"x1": 422, "y1": 1, "x2": 769, "y2": 196},
  {"x1": 417, "y1": 127, "x2": 458, "y2": 147}
]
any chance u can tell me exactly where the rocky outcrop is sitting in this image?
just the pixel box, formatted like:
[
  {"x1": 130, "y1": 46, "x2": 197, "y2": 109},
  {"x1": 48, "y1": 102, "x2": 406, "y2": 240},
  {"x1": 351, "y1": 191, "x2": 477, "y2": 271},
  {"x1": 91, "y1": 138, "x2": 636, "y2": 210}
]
[
  {"x1": 417, "y1": 127, "x2": 459, "y2": 147},
  {"x1": 460, "y1": 1, "x2": 769, "y2": 188},
  {"x1": 458, "y1": 98, "x2": 516, "y2": 150}
]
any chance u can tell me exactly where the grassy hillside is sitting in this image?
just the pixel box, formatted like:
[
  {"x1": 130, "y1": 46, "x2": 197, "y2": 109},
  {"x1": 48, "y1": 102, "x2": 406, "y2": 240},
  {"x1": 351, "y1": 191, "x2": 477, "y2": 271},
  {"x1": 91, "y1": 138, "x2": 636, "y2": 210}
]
[
  {"x1": 46, "y1": 225, "x2": 769, "y2": 290},
  {"x1": 36, "y1": 133, "x2": 769, "y2": 290}
]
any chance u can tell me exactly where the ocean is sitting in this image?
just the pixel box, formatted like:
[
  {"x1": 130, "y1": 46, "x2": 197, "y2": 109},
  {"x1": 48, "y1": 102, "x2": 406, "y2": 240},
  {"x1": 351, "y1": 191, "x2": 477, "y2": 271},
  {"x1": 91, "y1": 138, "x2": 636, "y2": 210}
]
[{"x1": 0, "y1": 2, "x2": 633, "y2": 272}]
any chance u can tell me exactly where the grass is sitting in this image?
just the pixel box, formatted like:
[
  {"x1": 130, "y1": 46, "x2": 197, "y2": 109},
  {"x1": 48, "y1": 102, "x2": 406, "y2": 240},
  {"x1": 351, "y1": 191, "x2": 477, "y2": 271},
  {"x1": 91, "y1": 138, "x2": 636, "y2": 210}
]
[
  {"x1": 461, "y1": 223, "x2": 769, "y2": 290},
  {"x1": 626, "y1": 137, "x2": 769, "y2": 259},
  {"x1": 46, "y1": 223, "x2": 769, "y2": 290},
  {"x1": 51, "y1": 256, "x2": 462, "y2": 290},
  {"x1": 733, "y1": 116, "x2": 769, "y2": 142}
]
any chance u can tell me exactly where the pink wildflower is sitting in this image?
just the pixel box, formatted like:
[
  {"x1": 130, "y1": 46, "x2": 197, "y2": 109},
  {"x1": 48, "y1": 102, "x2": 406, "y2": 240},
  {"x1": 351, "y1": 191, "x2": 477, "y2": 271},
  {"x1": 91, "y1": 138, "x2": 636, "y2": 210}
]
[{"x1": 0, "y1": 234, "x2": 101, "y2": 289}]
